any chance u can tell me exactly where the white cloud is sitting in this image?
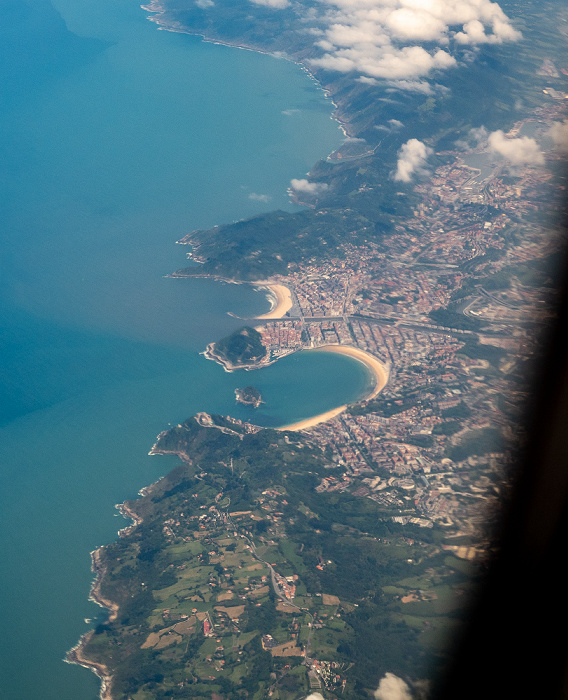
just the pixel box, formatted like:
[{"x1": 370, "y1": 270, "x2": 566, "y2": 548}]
[
  {"x1": 195, "y1": 0, "x2": 214, "y2": 7},
  {"x1": 290, "y1": 178, "x2": 329, "y2": 195},
  {"x1": 325, "y1": 21, "x2": 391, "y2": 49},
  {"x1": 249, "y1": 0, "x2": 289, "y2": 7},
  {"x1": 386, "y1": 79, "x2": 434, "y2": 94},
  {"x1": 375, "y1": 118, "x2": 404, "y2": 132},
  {"x1": 455, "y1": 14, "x2": 522, "y2": 44},
  {"x1": 275, "y1": 0, "x2": 521, "y2": 85},
  {"x1": 546, "y1": 120, "x2": 568, "y2": 153},
  {"x1": 455, "y1": 124, "x2": 488, "y2": 149},
  {"x1": 374, "y1": 673, "x2": 412, "y2": 700},
  {"x1": 357, "y1": 75, "x2": 379, "y2": 85},
  {"x1": 249, "y1": 192, "x2": 272, "y2": 202},
  {"x1": 282, "y1": 108, "x2": 301, "y2": 115},
  {"x1": 385, "y1": 7, "x2": 447, "y2": 42},
  {"x1": 469, "y1": 125, "x2": 489, "y2": 144},
  {"x1": 487, "y1": 130, "x2": 544, "y2": 166},
  {"x1": 311, "y1": 45, "x2": 456, "y2": 80},
  {"x1": 393, "y1": 138, "x2": 433, "y2": 182}
]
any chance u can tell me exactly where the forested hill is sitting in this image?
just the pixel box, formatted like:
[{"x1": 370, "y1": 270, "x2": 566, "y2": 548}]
[{"x1": 176, "y1": 209, "x2": 396, "y2": 280}]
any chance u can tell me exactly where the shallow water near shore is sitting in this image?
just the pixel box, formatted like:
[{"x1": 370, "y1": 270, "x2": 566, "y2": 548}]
[{"x1": 0, "y1": 1, "x2": 369, "y2": 698}]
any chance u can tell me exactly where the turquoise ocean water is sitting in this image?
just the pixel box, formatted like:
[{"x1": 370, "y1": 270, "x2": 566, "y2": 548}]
[{"x1": 0, "y1": 1, "x2": 372, "y2": 697}]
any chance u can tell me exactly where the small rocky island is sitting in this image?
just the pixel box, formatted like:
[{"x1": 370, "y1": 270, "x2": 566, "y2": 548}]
[{"x1": 235, "y1": 385, "x2": 263, "y2": 407}]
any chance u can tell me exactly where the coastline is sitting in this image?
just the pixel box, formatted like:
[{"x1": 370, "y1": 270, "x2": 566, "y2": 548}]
[
  {"x1": 69, "y1": 4, "x2": 377, "y2": 696},
  {"x1": 141, "y1": 3, "x2": 353, "y2": 139},
  {"x1": 277, "y1": 404, "x2": 348, "y2": 431},
  {"x1": 254, "y1": 283, "x2": 293, "y2": 320},
  {"x1": 66, "y1": 632, "x2": 113, "y2": 700},
  {"x1": 169, "y1": 267, "x2": 295, "y2": 321},
  {"x1": 65, "y1": 548, "x2": 117, "y2": 700},
  {"x1": 88, "y1": 548, "x2": 120, "y2": 624},
  {"x1": 202, "y1": 341, "x2": 277, "y2": 373},
  {"x1": 314, "y1": 345, "x2": 389, "y2": 400},
  {"x1": 66, "y1": 500, "x2": 147, "y2": 698},
  {"x1": 116, "y1": 501, "x2": 143, "y2": 537},
  {"x1": 276, "y1": 345, "x2": 389, "y2": 431}
]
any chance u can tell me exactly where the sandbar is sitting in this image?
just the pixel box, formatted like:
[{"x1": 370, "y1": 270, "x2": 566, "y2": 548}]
[
  {"x1": 255, "y1": 283, "x2": 293, "y2": 319},
  {"x1": 277, "y1": 344, "x2": 389, "y2": 431}
]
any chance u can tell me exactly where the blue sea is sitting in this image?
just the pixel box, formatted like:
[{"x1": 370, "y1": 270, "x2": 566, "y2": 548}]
[{"x1": 0, "y1": 1, "x2": 372, "y2": 697}]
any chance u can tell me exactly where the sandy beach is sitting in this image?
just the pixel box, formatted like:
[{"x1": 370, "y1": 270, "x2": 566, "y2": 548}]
[
  {"x1": 276, "y1": 404, "x2": 348, "y2": 431},
  {"x1": 317, "y1": 345, "x2": 388, "y2": 399},
  {"x1": 255, "y1": 283, "x2": 293, "y2": 319},
  {"x1": 277, "y1": 345, "x2": 389, "y2": 431}
]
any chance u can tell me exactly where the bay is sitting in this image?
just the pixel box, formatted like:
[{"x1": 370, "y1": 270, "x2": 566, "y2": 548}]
[{"x1": 0, "y1": 1, "x2": 370, "y2": 698}]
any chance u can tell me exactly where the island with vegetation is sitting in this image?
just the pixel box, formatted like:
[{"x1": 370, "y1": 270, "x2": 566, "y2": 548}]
[
  {"x1": 72, "y1": 0, "x2": 568, "y2": 697},
  {"x1": 235, "y1": 386, "x2": 263, "y2": 408}
]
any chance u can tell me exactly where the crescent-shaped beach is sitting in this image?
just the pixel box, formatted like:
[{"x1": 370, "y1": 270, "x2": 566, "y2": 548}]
[
  {"x1": 254, "y1": 283, "x2": 294, "y2": 319},
  {"x1": 277, "y1": 345, "x2": 389, "y2": 431}
]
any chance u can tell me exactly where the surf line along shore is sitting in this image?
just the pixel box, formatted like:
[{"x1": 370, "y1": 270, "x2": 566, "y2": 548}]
[
  {"x1": 65, "y1": 548, "x2": 117, "y2": 700},
  {"x1": 179, "y1": 277, "x2": 294, "y2": 322},
  {"x1": 276, "y1": 345, "x2": 389, "y2": 432},
  {"x1": 254, "y1": 282, "x2": 294, "y2": 319}
]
